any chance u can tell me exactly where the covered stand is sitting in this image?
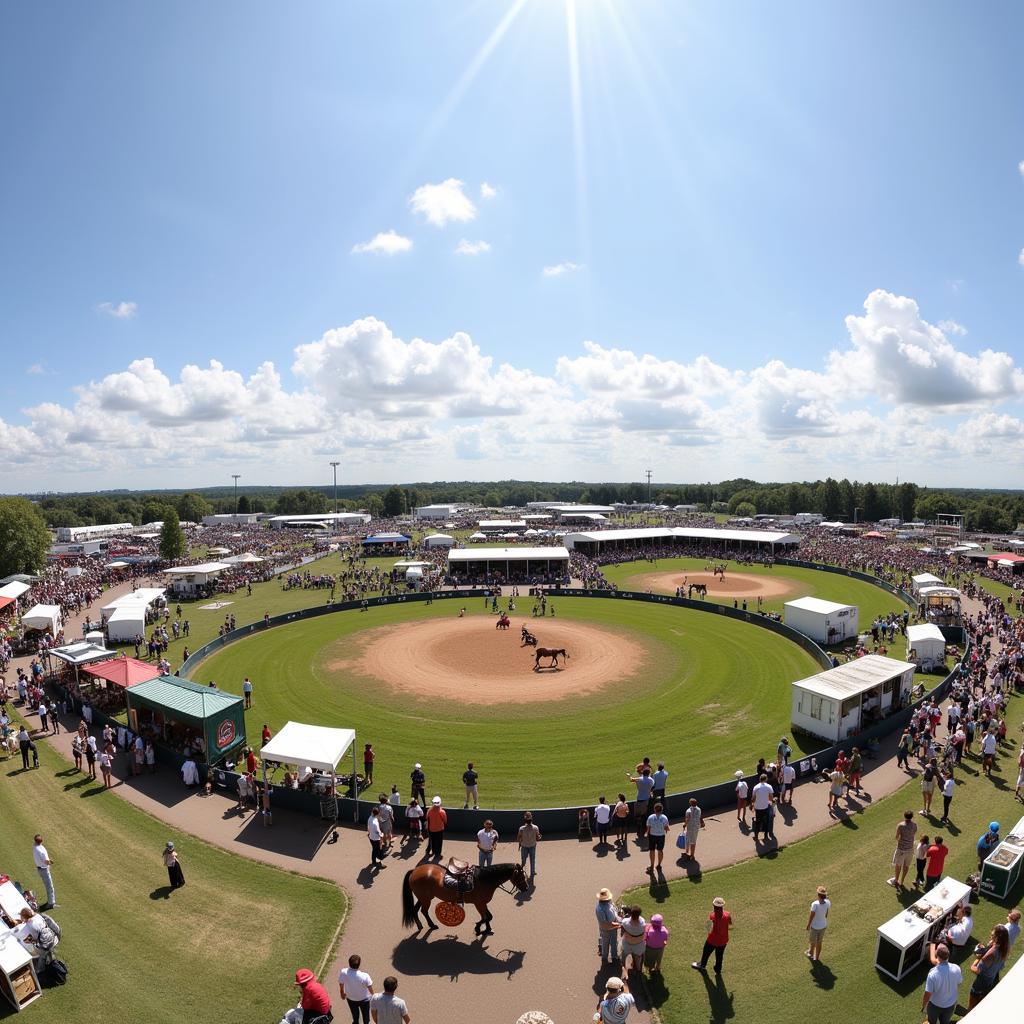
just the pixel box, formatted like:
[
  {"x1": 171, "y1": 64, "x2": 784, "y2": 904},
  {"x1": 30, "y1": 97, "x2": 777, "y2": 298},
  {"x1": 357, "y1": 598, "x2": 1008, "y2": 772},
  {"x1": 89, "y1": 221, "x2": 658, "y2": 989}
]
[
  {"x1": 77, "y1": 656, "x2": 161, "y2": 713},
  {"x1": 260, "y1": 721, "x2": 358, "y2": 821},
  {"x1": 906, "y1": 624, "x2": 946, "y2": 672},
  {"x1": 47, "y1": 641, "x2": 113, "y2": 693},
  {"x1": 20, "y1": 605, "x2": 62, "y2": 637},
  {"x1": 125, "y1": 676, "x2": 246, "y2": 767},
  {"x1": 916, "y1": 585, "x2": 964, "y2": 643}
]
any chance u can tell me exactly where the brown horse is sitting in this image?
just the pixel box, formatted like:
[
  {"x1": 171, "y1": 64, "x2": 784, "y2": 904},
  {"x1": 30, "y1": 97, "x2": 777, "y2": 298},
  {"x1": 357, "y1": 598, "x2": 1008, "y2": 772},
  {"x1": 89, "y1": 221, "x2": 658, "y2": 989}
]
[
  {"x1": 401, "y1": 862, "x2": 528, "y2": 934},
  {"x1": 534, "y1": 647, "x2": 569, "y2": 670}
]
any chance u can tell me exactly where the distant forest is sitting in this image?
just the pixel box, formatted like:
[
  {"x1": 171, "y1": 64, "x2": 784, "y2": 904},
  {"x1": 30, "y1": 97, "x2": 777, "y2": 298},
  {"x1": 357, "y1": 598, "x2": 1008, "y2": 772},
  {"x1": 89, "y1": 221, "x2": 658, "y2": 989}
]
[{"x1": 15, "y1": 479, "x2": 1024, "y2": 534}]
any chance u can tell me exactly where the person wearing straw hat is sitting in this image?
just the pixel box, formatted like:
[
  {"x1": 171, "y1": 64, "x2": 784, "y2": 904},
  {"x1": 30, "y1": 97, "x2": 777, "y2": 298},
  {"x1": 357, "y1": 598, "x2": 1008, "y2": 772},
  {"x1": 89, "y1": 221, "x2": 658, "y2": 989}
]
[
  {"x1": 162, "y1": 841, "x2": 185, "y2": 890},
  {"x1": 595, "y1": 887, "x2": 622, "y2": 964},
  {"x1": 805, "y1": 886, "x2": 831, "y2": 961},
  {"x1": 594, "y1": 975, "x2": 634, "y2": 1022},
  {"x1": 692, "y1": 897, "x2": 732, "y2": 973}
]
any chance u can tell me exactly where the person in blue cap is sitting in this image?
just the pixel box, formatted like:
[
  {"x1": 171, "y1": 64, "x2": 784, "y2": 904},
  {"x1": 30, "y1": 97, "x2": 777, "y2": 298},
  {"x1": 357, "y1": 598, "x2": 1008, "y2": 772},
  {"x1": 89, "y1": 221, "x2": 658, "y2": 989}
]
[{"x1": 977, "y1": 822, "x2": 1000, "y2": 872}]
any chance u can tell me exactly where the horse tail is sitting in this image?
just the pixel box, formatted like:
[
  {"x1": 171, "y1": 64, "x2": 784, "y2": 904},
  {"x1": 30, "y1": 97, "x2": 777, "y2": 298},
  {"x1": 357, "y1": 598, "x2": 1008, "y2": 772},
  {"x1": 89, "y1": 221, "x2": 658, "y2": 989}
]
[
  {"x1": 565, "y1": 650, "x2": 570, "y2": 659},
  {"x1": 401, "y1": 870, "x2": 417, "y2": 926}
]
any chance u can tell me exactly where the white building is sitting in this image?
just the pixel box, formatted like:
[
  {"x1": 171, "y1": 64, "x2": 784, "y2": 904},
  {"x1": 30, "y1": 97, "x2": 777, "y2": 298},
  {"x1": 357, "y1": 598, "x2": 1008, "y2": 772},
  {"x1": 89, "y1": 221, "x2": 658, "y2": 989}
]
[
  {"x1": 791, "y1": 655, "x2": 916, "y2": 743},
  {"x1": 447, "y1": 546, "x2": 570, "y2": 579},
  {"x1": 164, "y1": 562, "x2": 233, "y2": 596},
  {"x1": 267, "y1": 512, "x2": 371, "y2": 530},
  {"x1": 415, "y1": 504, "x2": 464, "y2": 520},
  {"x1": 478, "y1": 520, "x2": 528, "y2": 534},
  {"x1": 784, "y1": 597, "x2": 859, "y2": 645},
  {"x1": 906, "y1": 624, "x2": 946, "y2": 672},
  {"x1": 201, "y1": 513, "x2": 260, "y2": 526},
  {"x1": 55, "y1": 523, "x2": 135, "y2": 543}
]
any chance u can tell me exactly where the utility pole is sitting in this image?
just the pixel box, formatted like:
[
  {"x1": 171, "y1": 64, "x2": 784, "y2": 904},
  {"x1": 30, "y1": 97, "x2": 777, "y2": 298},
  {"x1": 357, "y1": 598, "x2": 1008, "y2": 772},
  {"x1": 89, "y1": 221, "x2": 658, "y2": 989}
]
[
  {"x1": 645, "y1": 469, "x2": 653, "y2": 505},
  {"x1": 232, "y1": 474, "x2": 241, "y2": 514},
  {"x1": 330, "y1": 461, "x2": 340, "y2": 513}
]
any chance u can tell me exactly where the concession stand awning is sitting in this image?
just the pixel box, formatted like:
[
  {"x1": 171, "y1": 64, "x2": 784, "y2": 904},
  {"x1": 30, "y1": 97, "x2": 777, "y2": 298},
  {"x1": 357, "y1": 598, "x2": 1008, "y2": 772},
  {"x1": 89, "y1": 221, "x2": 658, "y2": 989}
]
[
  {"x1": 126, "y1": 676, "x2": 246, "y2": 765},
  {"x1": 81, "y1": 657, "x2": 161, "y2": 688}
]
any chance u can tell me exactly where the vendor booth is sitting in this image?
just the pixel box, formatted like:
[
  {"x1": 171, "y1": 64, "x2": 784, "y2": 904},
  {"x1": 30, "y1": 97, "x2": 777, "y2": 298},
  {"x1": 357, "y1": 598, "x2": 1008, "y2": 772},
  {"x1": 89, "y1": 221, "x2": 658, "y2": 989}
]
[
  {"x1": 126, "y1": 676, "x2": 246, "y2": 766},
  {"x1": 423, "y1": 534, "x2": 455, "y2": 548},
  {"x1": 361, "y1": 533, "x2": 411, "y2": 552},
  {"x1": 980, "y1": 813, "x2": 1024, "y2": 899},
  {"x1": 917, "y1": 585, "x2": 964, "y2": 643},
  {"x1": 791, "y1": 655, "x2": 916, "y2": 743},
  {"x1": 260, "y1": 721, "x2": 358, "y2": 821},
  {"x1": 20, "y1": 605, "x2": 62, "y2": 637},
  {"x1": 906, "y1": 624, "x2": 946, "y2": 672},
  {"x1": 105, "y1": 605, "x2": 146, "y2": 643},
  {"x1": 163, "y1": 562, "x2": 232, "y2": 598},
  {"x1": 911, "y1": 573, "x2": 944, "y2": 595},
  {"x1": 223, "y1": 552, "x2": 265, "y2": 565},
  {"x1": 784, "y1": 597, "x2": 858, "y2": 645},
  {"x1": 0, "y1": 581, "x2": 31, "y2": 604},
  {"x1": 75, "y1": 656, "x2": 161, "y2": 714},
  {"x1": 47, "y1": 641, "x2": 113, "y2": 690}
]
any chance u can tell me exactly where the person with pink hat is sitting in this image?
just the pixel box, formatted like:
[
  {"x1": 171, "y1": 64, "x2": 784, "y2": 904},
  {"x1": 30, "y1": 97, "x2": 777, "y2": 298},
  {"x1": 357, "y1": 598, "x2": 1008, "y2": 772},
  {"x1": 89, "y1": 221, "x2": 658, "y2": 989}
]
[
  {"x1": 643, "y1": 914, "x2": 670, "y2": 974},
  {"x1": 293, "y1": 967, "x2": 332, "y2": 1023}
]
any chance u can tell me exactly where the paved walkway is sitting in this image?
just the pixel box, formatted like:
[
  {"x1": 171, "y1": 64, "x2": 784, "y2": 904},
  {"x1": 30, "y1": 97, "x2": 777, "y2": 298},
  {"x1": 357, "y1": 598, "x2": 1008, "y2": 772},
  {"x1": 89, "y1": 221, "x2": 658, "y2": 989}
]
[{"x1": 20, "y1": 582, "x2": 975, "y2": 1023}]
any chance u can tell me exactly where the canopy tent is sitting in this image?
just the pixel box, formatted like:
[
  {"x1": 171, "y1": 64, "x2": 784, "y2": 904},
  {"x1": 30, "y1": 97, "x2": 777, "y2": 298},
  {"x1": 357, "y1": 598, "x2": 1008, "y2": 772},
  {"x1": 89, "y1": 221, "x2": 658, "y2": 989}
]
[
  {"x1": 206, "y1": 546, "x2": 232, "y2": 555},
  {"x1": 361, "y1": 533, "x2": 411, "y2": 548},
  {"x1": 81, "y1": 657, "x2": 161, "y2": 688},
  {"x1": 126, "y1": 676, "x2": 246, "y2": 764},
  {"x1": 21, "y1": 604, "x2": 62, "y2": 635},
  {"x1": 100, "y1": 587, "x2": 165, "y2": 621},
  {"x1": 0, "y1": 581, "x2": 31, "y2": 601},
  {"x1": 468, "y1": 532, "x2": 487, "y2": 541},
  {"x1": 223, "y1": 552, "x2": 265, "y2": 564},
  {"x1": 906, "y1": 624, "x2": 946, "y2": 672},
  {"x1": 861, "y1": 530, "x2": 886, "y2": 539},
  {"x1": 911, "y1": 573, "x2": 944, "y2": 594},
  {"x1": 48, "y1": 641, "x2": 112, "y2": 667},
  {"x1": 105, "y1": 560, "x2": 130, "y2": 569},
  {"x1": 106, "y1": 605, "x2": 146, "y2": 643},
  {"x1": 423, "y1": 534, "x2": 455, "y2": 548},
  {"x1": 0, "y1": 596, "x2": 13, "y2": 613},
  {"x1": 260, "y1": 720, "x2": 358, "y2": 820}
]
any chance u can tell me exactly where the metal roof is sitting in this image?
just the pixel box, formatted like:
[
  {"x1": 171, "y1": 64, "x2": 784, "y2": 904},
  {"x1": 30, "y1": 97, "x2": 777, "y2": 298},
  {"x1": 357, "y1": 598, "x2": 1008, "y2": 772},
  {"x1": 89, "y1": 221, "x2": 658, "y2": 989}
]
[
  {"x1": 448, "y1": 546, "x2": 570, "y2": 562},
  {"x1": 792, "y1": 655, "x2": 916, "y2": 701},
  {"x1": 164, "y1": 562, "x2": 233, "y2": 576},
  {"x1": 785, "y1": 597, "x2": 855, "y2": 615},
  {"x1": 127, "y1": 675, "x2": 242, "y2": 721},
  {"x1": 565, "y1": 526, "x2": 799, "y2": 546},
  {"x1": 907, "y1": 624, "x2": 945, "y2": 644}
]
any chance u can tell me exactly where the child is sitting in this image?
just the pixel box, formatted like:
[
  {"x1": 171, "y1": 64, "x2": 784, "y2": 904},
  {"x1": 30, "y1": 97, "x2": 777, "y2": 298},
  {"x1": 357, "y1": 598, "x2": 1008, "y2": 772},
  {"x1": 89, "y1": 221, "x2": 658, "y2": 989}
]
[{"x1": 915, "y1": 834, "x2": 930, "y2": 888}]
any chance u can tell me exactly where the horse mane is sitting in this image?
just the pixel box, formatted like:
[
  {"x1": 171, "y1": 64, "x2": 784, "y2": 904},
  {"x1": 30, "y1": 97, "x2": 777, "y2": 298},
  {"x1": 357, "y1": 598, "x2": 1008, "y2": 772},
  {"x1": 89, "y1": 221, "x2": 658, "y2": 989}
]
[{"x1": 477, "y1": 863, "x2": 519, "y2": 882}]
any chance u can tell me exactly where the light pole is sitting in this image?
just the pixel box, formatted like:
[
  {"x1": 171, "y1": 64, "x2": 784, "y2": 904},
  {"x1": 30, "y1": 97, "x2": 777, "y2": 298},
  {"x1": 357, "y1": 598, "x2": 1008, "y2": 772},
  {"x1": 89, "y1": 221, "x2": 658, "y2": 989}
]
[
  {"x1": 329, "y1": 461, "x2": 340, "y2": 513},
  {"x1": 232, "y1": 474, "x2": 241, "y2": 514},
  {"x1": 853, "y1": 506, "x2": 861, "y2": 524}
]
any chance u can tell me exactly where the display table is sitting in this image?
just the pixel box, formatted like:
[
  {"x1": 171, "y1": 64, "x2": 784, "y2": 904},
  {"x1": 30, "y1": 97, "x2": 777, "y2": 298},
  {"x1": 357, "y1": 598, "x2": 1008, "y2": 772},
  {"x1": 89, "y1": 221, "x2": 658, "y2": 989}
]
[
  {"x1": 0, "y1": 882, "x2": 32, "y2": 929},
  {"x1": 875, "y1": 876, "x2": 971, "y2": 981},
  {"x1": 980, "y1": 813, "x2": 1024, "y2": 899},
  {"x1": 0, "y1": 925, "x2": 40, "y2": 1012}
]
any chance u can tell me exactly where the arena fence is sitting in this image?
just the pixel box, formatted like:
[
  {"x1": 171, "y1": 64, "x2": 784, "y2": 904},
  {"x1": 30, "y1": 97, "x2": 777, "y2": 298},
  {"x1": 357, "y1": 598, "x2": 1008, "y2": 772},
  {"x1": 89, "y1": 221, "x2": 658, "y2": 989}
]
[{"x1": 52, "y1": 570, "x2": 965, "y2": 835}]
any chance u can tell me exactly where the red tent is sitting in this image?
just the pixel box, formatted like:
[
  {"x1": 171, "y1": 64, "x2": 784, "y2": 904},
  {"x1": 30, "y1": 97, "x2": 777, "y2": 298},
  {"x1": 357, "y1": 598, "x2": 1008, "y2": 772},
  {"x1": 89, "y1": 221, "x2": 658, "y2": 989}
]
[
  {"x1": 862, "y1": 530, "x2": 885, "y2": 539},
  {"x1": 80, "y1": 657, "x2": 161, "y2": 688},
  {"x1": 0, "y1": 596, "x2": 14, "y2": 612},
  {"x1": 989, "y1": 552, "x2": 1024, "y2": 563}
]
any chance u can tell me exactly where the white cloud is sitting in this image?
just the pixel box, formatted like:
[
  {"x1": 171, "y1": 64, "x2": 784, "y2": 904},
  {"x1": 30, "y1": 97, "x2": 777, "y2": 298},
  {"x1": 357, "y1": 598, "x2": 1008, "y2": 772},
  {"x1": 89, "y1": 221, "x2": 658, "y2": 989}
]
[
  {"x1": 480, "y1": 182, "x2": 498, "y2": 199},
  {"x1": 26, "y1": 363, "x2": 45, "y2": 375},
  {"x1": 351, "y1": 230, "x2": 413, "y2": 255},
  {"x1": 1018, "y1": 248, "x2": 1024, "y2": 267},
  {"x1": 454, "y1": 239, "x2": 491, "y2": 256},
  {"x1": 937, "y1": 319, "x2": 967, "y2": 336},
  {"x1": 97, "y1": 301, "x2": 137, "y2": 319},
  {"x1": 408, "y1": 178, "x2": 476, "y2": 227},
  {"x1": 542, "y1": 261, "x2": 583, "y2": 277},
  {"x1": 1018, "y1": 159, "x2": 1024, "y2": 177}
]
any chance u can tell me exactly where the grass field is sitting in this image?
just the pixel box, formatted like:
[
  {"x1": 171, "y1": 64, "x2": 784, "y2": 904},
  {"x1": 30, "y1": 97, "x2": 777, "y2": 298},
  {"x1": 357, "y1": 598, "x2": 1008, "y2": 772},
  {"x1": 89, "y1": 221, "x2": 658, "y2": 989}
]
[
  {"x1": 0, "y1": 741, "x2": 345, "y2": 1023},
  {"x1": 622, "y1": 703, "x2": 1024, "y2": 1024},
  {"x1": 978, "y1": 578, "x2": 1023, "y2": 615},
  {"x1": 194, "y1": 597, "x2": 825, "y2": 807},
  {"x1": 600, "y1": 557, "x2": 909, "y2": 627}
]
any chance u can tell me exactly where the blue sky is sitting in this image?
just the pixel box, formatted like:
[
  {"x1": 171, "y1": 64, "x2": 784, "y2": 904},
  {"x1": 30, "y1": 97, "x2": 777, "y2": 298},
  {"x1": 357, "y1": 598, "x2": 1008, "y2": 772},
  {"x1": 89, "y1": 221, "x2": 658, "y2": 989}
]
[{"x1": 2, "y1": 1, "x2": 1023, "y2": 491}]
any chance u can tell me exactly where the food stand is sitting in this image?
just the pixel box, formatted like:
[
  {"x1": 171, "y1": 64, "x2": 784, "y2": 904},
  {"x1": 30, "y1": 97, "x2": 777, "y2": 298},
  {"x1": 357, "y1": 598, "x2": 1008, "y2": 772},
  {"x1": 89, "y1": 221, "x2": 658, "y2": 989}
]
[
  {"x1": 77, "y1": 656, "x2": 161, "y2": 714},
  {"x1": 980, "y1": 813, "x2": 1024, "y2": 899},
  {"x1": 874, "y1": 876, "x2": 971, "y2": 981},
  {"x1": 125, "y1": 676, "x2": 246, "y2": 767},
  {"x1": 47, "y1": 640, "x2": 114, "y2": 690}
]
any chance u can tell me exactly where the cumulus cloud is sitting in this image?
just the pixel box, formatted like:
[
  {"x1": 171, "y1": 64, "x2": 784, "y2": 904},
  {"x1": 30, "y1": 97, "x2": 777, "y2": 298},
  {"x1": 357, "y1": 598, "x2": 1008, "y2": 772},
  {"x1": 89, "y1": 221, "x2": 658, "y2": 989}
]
[
  {"x1": 542, "y1": 261, "x2": 583, "y2": 277},
  {"x1": 480, "y1": 182, "x2": 498, "y2": 199},
  {"x1": 937, "y1": 320, "x2": 967, "y2": 336},
  {"x1": 26, "y1": 363, "x2": 45, "y2": 375},
  {"x1": 1019, "y1": 159, "x2": 1024, "y2": 177},
  {"x1": 97, "y1": 301, "x2": 137, "y2": 319},
  {"x1": 408, "y1": 178, "x2": 476, "y2": 227},
  {"x1": 1019, "y1": 248, "x2": 1024, "y2": 267},
  {"x1": 454, "y1": 239, "x2": 491, "y2": 256},
  {"x1": 351, "y1": 230, "x2": 413, "y2": 255},
  {"x1": 829, "y1": 289, "x2": 1024, "y2": 406}
]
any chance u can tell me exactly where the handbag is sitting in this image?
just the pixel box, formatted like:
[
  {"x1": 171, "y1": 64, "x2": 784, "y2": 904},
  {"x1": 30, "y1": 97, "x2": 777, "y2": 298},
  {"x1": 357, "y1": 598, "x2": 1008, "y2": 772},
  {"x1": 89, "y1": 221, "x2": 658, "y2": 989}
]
[{"x1": 676, "y1": 833, "x2": 687, "y2": 849}]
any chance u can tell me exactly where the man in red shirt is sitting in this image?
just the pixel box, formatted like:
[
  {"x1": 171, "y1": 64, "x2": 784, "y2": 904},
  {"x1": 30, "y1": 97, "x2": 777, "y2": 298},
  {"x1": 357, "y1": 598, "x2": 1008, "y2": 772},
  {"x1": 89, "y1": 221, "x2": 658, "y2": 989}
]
[
  {"x1": 426, "y1": 796, "x2": 447, "y2": 860},
  {"x1": 925, "y1": 836, "x2": 949, "y2": 889},
  {"x1": 295, "y1": 967, "x2": 332, "y2": 1023},
  {"x1": 692, "y1": 897, "x2": 732, "y2": 974}
]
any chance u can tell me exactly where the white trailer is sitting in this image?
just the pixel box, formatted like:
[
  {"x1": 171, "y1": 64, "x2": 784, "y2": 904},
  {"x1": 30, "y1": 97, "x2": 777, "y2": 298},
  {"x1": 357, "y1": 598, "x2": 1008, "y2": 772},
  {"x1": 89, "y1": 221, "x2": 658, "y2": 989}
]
[{"x1": 784, "y1": 597, "x2": 859, "y2": 645}]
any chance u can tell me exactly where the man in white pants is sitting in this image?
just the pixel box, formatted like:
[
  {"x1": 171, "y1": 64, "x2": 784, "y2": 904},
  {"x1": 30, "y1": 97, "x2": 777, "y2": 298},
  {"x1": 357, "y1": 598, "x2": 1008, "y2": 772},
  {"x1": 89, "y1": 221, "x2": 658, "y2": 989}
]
[{"x1": 33, "y1": 835, "x2": 56, "y2": 908}]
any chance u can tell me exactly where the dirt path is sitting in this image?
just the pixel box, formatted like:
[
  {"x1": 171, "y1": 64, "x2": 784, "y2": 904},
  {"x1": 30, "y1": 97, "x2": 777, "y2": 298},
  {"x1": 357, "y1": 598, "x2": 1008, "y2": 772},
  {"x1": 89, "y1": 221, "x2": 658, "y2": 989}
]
[
  {"x1": 624, "y1": 570, "x2": 797, "y2": 600},
  {"x1": 20, "y1": 582, "x2": 972, "y2": 1023}
]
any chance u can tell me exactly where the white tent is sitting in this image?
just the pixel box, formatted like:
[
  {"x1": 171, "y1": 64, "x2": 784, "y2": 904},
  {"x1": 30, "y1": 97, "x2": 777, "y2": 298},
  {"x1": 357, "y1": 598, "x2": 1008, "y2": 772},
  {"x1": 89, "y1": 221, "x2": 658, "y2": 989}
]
[
  {"x1": 223, "y1": 552, "x2": 265, "y2": 564},
  {"x1": 469, "y1": 532, "x2": 487, "y2": 541},
  {"x1": 21, "y1": 604, "x2": 62, "y2": 635},
  {"x1": 906, "y1": 624, "x2": 946, "y2": 672},
  {"x1": 784, "y1": 597, "x2": 859, "y2": 644},
  {"x1": 423, "y1": 534, "x2": 455, "y2": 548},
  {"x1": 100, "y1": 588, "x2": 165, "y2": 622},
  {"x1": 911, "y1": 573, "x2": 944, "y2": 594},
  {"x1": 260, "y1": 721, "x2": 358, "y2": 820},
  {"x1": 106, "y1": 605, "x2": 146, "y2": 643},
  {"x1": 0, "y1": 581, "x2": 31, "y2": 601}
]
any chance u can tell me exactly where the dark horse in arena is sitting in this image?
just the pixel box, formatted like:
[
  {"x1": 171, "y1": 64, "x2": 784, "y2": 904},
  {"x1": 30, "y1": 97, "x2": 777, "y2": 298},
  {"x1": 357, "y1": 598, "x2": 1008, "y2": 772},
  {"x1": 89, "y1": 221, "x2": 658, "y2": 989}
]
[
  {"x1": 401, "y1": 862, "x2": 528, "y2": 934},
  {"x1": 534, "y1": 647, "x2": 569, "y2": 670}
]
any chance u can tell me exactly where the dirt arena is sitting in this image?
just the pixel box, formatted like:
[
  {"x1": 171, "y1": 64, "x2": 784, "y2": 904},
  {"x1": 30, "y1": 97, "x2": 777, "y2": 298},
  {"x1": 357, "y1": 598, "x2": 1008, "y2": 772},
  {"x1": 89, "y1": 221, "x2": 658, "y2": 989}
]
[
  {"x1": 626, "y1": 569, "x2": 798, "y2": 600},
  {"x1": 325, "y1": 616, "x2": 649, "y2": 704}
]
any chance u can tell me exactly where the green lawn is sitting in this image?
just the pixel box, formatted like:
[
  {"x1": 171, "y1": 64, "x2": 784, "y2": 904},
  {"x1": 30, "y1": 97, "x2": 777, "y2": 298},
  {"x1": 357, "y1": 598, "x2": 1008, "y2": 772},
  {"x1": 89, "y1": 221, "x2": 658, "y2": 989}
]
[
  {"x1": 0, "y1": 742, "x2": 345, "y2": 1023},
  {"x1": 601, "y1": 557, "x2": 909, "y2": 629},
  {"x1": 622, "y1": 710, "x2": 1024, "y2": 1024},
  {"x1": 979, "y1": 579, "x2": 1022, "y2": 615},
  {"x1": 194, "y1": 597, "x2": 822, "y2": 807}
]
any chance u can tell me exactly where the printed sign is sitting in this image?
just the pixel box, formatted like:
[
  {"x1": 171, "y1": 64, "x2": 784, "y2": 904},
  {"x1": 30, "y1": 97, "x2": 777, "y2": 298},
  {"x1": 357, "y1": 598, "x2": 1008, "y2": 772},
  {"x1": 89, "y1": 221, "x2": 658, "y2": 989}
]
[{"x1": 215, "y1": 718, "x2": 237, "y2": 749}]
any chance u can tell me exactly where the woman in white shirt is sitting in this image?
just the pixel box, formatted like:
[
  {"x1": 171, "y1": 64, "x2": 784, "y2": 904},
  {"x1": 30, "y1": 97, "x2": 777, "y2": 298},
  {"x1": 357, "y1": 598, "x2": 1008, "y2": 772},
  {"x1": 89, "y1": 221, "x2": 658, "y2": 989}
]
[{"x1": 805, "y1": 886, "x2": 831, "y2": 961}]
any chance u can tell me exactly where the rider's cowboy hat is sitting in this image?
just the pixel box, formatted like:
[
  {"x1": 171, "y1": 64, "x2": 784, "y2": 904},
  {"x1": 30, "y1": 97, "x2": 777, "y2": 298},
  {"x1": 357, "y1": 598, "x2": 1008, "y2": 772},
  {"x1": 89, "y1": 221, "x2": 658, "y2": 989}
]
[{"x1": 596, "y1": 888, "x2": 614, "y2": 901}]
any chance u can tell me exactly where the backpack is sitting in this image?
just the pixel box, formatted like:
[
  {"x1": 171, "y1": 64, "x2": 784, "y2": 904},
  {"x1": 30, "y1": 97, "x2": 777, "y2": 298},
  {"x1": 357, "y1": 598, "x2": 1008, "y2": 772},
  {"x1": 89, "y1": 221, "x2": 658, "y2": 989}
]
[
  {"x1": 36, "y1": 923, "x2": 57, "y2": 951},
  {"x1": 46, "y1": 958, "x2": 68, "y2": 985},
  {"x1": 40, "y1": 913, "x2": 62, "y2": 941}
]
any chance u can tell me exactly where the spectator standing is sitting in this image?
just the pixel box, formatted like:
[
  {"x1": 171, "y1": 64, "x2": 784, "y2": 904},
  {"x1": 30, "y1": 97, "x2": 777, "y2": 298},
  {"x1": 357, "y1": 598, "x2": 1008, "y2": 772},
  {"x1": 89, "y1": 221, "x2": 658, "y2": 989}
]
[
  {"x1": 627, "y1": 768, "x2": 656, "y2": 841},
  {"x1": 977, "y1": 822, "x2": 1000, "y2": 872},
  {"x1": 922, "y1": 943, "x2": 962, "y2": 1024},
  {"x1": 651, "y1": 762, "x2": 669, "y2": 804},
  {"x1": 612, "y1": 794, "x2": 630, "y2": 844},
  {"x1": 462, "y1": 762, "x2": 479, "y2": 809},
  {"x1": 925, "y1": 836, "x2": 949, "y2": 889},
  {"x1": 32, "y1": 835, "x2": 56, "y2": 908},
  {"x1": 370, "y1": 977, "x2": 410, "y2": 1024},
  {"x1": 425, "y1": 797, "x2": 447, "y2": 860},
  {"x1": 692, "y1": 897, "x2": 732, "y2": 973},
  {"x1": 888, "y1": 811, "x2": 918, "y2": 888},
  {"x1": 645, "y1": 804, "x2": 670, "y2": 873},
  {"x1": 162, "y1": 841, "x2": 185, "y2": 890},
  {"x1": 921, "y1": 759, "x2": 938, "y2": 816},
  {"x1": 517, "y1": 812, "x2": 541, "y2": 882},
  {"x1": 750, "y1": 774, "x2": 774, "y2": 842},
  {"x1": 914, "y1": 835, "x2": 930, "y2": 889},
  {"x1": 477, "y1": 820, "x2": 498, "y2": 868},
  {"x1": 367, "y1": 807, "x2": 385, "y2": 869},
  {"x1": 981, "y1": 730, "x2": 997, "y2": 777},
  {"x1": 403, "y1": 799, "x2": 423, "y2": 844},
  {"x1": 896, "y1": 729, "x2": 912, "y2": 770},
  {"x1": 805, "y1": 886, "x2": 830, "y2": 961},
  {"x1": 37, "y1": 701, "x2": 48, "y2": 734},
  {"x1": 595, "y1": 888, "x2": 621, "y2": 964},
  {"x1": 847, "y1": 747, "x2": 863, "y2": 793},
  {"x1": 595, "y1": 977, "x2": 634, "y2": 1023},
  {"x1": 242, "y1": 676, "x2": 253, "y2": 709},
  {"x1": 968, "y1": 925, "x2": 1009, "y2": 1008},
  {"x1": 643, "y1": 914, "x2": 669, "y2": 975},
  {"x1": 409, "y1": 764, "x2": 425, "y2": 805},
  {"x1": 619, "y1": 906, "x2": 647, "y2": 973},
  {"x1": 940, "y1": 772, "x2": 955, "y2": 824},
  {"x1": 18, "y1": 726, "x2": 31, "y2": 770},
  {"x1": 594, "y1": 796, "x2": 612, "y2": 846},
  {"x1": 363, "y1": 744, "x2": 375, "y2": 786},
  {"x1": 734, "y1": 771, "x2": 748, "y2": 822},
  {"x1": 780, "y1": 761, "x2": 796, "y2": 805},
  {"x1": 377, "y1": 796, "x2": 394, "y2": 852},
  {"x1": 682, "y1": 798, "x2": 703, "y2": 860},
  {"x1": 1006, "y1": 908, "x2": 1021, "y2": 947},
  {"x1": 339, "y1": 954, "x2": 374, "y2": 1024}
]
